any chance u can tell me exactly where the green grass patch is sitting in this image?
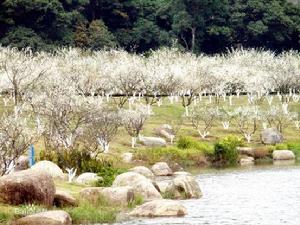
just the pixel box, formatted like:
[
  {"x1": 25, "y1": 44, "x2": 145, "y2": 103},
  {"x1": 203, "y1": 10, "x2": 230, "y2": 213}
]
[{"x1": 65, "y1": 201, "x2": 117, "y2": 224}]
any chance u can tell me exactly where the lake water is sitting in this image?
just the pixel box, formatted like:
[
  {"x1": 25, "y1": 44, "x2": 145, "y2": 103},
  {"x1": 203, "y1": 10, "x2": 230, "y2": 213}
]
[{"x1": 116, "y1": 164, "x2": 300, "y2": 225}]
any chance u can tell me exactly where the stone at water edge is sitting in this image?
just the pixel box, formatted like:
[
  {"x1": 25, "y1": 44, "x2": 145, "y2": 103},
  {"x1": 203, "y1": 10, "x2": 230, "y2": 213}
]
[
  {"x1": 239, "y1": 156, "x2": 255, "y2": 166},
  {"x1": 54, "y1": 190, "x2": 78, "y2": 207},
  {"x1": 129, "y1": 199, "x2": 187, "y2": 217},
  {"x1": 15, "y1": 210, "x2": 72, "y2": 225},
  {"x1": 79, "y1": 186, "x2": 135, "y2": 206},
  {"x1": 112, "y1": 172, "x2": 162, "y2": 201},
  {"x1": 166, "y1": 175, "x2": 202, "y2": 199},
  {"x1": 75, "y1": 172, "x2": 102, "y2": 185},
  {"x1": 261, "y1": 128, "x2": 283, "y2": 145},
  {"x1": 0, "y1": 169, "x2": 55, "y2": 206},
  {"x1": 151, "y1": 162, "x2": 173, "y2": 176},
  {"x1": 272, "y1": 150, "x2": 295, "y2": 160},
  {"x1": 30, "y1": 160, "x2": 65, "y2": 180},
  {"x1": 139, "y1": 136, "x2": 167, "y2": 147},
  {"x1": 129, "y1": 166, "x2": 155, "y2": 179}
]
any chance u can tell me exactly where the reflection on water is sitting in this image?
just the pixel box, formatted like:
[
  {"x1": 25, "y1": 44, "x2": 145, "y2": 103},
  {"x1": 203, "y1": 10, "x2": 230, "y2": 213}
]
[{"x1": 115, "y1": 165, "x2": 300, "y2": 225}]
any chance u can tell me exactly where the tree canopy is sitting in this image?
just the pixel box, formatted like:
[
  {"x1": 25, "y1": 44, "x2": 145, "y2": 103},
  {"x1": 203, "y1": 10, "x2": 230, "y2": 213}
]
[{"x1": 0, "y1": 0, "x2": 299, "y2": 53}]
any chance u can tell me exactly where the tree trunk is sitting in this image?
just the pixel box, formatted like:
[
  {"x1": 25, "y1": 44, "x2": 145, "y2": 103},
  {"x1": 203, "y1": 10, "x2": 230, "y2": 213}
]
[{"x1": 191, "y1": 27, "x2": 196, "y2": 53}]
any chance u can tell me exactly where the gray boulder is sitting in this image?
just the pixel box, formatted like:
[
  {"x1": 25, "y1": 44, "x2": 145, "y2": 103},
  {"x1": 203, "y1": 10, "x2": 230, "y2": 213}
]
[
  {"x1": 129, "y1": 166, "x2": 154, "y2": 179},
  {"x1": 261, "y1": 128, "x2": 283, "y2": 145},
  {"x1": 272, "y1": 150, "x2": 295, "y2": 160},
  {"x1": 151, "y1": 162, "x2": 173, "y2": 176},
  {"x1": 112, "y1": 172, "x2": 162, "y2": 201},
  {"x1": 139, "y1": 136, "x2": 167, "y2": 147}
]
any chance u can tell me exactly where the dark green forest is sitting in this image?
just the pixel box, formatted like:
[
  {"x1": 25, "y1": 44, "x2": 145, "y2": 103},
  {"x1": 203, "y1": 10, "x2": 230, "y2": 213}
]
[{"x1": 0, "y1": 0, "x2": 299, "y2": 54}]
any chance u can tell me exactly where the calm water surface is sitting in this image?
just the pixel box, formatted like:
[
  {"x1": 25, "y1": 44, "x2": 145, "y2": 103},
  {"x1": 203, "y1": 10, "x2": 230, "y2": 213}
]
[{"x1": 116, "y1": 164, "x2": 300, "y2": 225}]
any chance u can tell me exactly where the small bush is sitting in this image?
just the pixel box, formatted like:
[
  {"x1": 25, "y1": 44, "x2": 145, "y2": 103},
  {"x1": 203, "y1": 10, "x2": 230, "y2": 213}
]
[
  {"x1": 177, "y1": 136, "x2": 214, "y2": 156},
  {"x1": 287, "y1": 142, "x2": 300, "y2": 159},
  {"x1": 95, "y1": 166, "x2": 127, "y2": 187},
  {"x1": 213, "y1": 135, "x2": 242, "y2": 166},
  {"x1": 275, "y1": 143, "x2": 288, "y2": 150}
]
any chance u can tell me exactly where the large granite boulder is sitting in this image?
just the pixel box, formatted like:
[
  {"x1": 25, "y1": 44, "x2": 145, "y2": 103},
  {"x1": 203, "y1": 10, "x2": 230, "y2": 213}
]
[
  {"x1": 0, "y1": 169, "x2": 55, "y2": 206},
  {"x1": 30, "y1": 161, "x2": 65, "y2": 180},
  {"x1": 15, "y1": 155, "x2": 29, "y2": 171},
  {"x1": 139, "y1": 136, "x2": 167, "y2": 147},
  {"x1": 129, "y1": 199, "x2": 187, "y2": 217},
  {"x1": 75, "y1": 172, "x2": 102, "y2": 185},
  {"x1": 261, "y1": 128, "x2": 283, "y2": 145},
  {"x1": 151, "y1": 162, "x2": 173, "y2": 176},
  {"x1": 171, "y1": 175, "x2": 202, "y2": 199},
  {"x1": 80, "y1": 186, "x2": 135, "y2": 206},
  {"x1": 272, "y1": 150, "x2": 295, "y2": 160},
  {"x1": 112, "y1": 172, "x2": 162, "y2": 201},
  {"x1": 129, "y1": 166, "x2": 154, "y2": 179},
  {"x1": 54, "y1": 190, "x2": 77, "y2": 207},
  {"x1": 15, "y1": 210, "x2": 72, "y2": 225}
]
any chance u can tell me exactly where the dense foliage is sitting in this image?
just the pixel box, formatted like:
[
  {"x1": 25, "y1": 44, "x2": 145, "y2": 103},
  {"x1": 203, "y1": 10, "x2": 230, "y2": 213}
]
[{"x1": 0, "y1": 0, "x2": 299, "y2": 53}]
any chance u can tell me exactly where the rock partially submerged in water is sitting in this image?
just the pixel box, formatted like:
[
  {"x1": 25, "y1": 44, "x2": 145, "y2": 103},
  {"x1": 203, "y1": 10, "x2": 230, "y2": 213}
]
[
  {"x1": 272, "y1": 150, "x2": 295, "y2": 160},
  {"x1": 129, "y1": 199, "x2": 187, "y2": 217},
  {"x1": 151, "y1": 162, "x2": 173, "y2": 176},
  {"x1": 171, "y1": 175, "x2": 202, "y2": 199},
  {"x1": 113, "y1": 172, "x2": 162, "y2": 201},
  {"x1": 239, "y1": 156, "x2": 255, "y2": 166},
  {"x1": 15, "y1": 210, "x2": 72, "y2": 225}
]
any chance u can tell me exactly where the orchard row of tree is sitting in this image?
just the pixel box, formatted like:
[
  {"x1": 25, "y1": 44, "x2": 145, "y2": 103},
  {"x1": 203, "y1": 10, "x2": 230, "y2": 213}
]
[{"x1": 0, "y1": 0, "x2": 299, "y2": 54}]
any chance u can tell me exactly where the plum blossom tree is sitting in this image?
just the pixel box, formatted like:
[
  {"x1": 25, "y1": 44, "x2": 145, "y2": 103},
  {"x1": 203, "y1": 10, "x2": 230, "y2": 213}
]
[
  {"x1": 233, "y1": 106, "x2": 259, "y2": 143},
  {"x1": 122, "y1": 104, "x2": 149, "y2": 148},
  {"x1": 0, "y1": 108, "x2": 39, "y2": 175},
  {"x1": 0, "y1": 47, "x2": 49, "y2": 105},
  {"x1": 189, "y1": 104, "x2": 219, "y2": 139}
]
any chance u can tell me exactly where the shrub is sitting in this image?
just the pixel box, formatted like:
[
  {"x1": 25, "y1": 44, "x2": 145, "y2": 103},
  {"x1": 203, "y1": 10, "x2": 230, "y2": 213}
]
[
  {"x1": 287, "y1": 142, "x2": 300, "y2": 159},
  {"x1": 39, "y1": 149, "x2": 123, "y2": 176},
  {"x1": 95, "y1": 166, "x2": 127, "y2": 187},
  {"x1": 275, "y1": 143, "x2": 288, "y2": 150},
  {"x1": 177, "y1": 136, "x2": 214, "y2": 156},
  {"x1": 213, "y1": 135, "x2": 242, "y2": 166}
]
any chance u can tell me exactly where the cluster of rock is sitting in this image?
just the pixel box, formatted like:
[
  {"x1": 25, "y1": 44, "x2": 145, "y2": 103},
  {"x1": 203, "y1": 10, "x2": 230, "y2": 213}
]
[
  {"x1": 0, "y1": 159, "x2": 202, "y2": 223},
  {"x1": 80, "y1": 161, "x2": 202, "y2": 217}
]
